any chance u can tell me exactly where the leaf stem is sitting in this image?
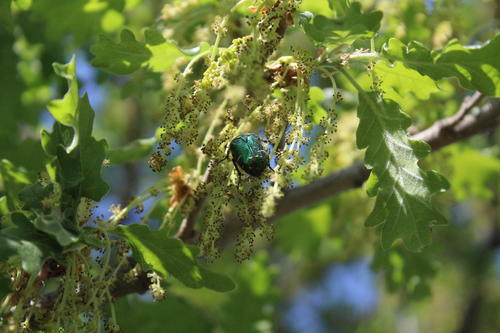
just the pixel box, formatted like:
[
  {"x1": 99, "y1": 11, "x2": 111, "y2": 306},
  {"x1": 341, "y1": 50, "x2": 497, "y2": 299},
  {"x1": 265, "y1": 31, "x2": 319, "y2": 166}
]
[
  {"x1": 338, "y1": 66, "x2": 381, "y2": 119},
  {"x1": 317, "y1": 66, "x2": 338, "y2": 110},
  {"x1": 230, "y1": 0, "x2": 248, "y2": 12},
  {"x1": 328, "y1": 52, "x2": 381, "y2": 63},
  {"x1": 160, "y1": 196, "x2": 185, "y2": 231},
  {"x1": 11, "y1": 273, "x2": 37, "y2": 325},
  {"x1": 106, "y1": 288, "x2": 118, "y2": 330},
  {"x1": 183, "y1": 50, "x2": 211, "y2": 77},
  {"x1": 140, "y1": 192, "x2": 168, "y2": 224},
  {"x1": 210, "y1": 17, "x2": 227, "y2": 61},
  {"x1": 55, "y1": 254, "x2": 76, "y2": 328},
  {"x1": 107, "y1": 183, "x2": 166, "y2": 227},
  {"x1": 337, "y1": 66, "x2": 365, "y2": 94},
  {"x1": 95, "y1": 226, "x2": 112, "y2": 286}
]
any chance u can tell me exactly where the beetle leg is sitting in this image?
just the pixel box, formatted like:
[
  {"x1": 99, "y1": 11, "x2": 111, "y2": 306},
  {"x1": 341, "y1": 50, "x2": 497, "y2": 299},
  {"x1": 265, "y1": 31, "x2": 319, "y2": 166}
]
[
  {"x1": 231, "y1": 159, "x2": 243, "y2": 184},
  {"x1": 215, "y1": 147, "x2": 231, "y2": 165},
  {"x1": 232, "y1": 160, "x2": 242, "y2": 177}
]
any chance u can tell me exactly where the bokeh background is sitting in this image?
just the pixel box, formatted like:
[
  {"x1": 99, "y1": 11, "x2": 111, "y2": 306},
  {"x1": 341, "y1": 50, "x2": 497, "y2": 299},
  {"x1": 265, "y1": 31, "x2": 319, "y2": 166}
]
[{"x1": 1, "y1": 0, "x2": 500, "y2": 332}]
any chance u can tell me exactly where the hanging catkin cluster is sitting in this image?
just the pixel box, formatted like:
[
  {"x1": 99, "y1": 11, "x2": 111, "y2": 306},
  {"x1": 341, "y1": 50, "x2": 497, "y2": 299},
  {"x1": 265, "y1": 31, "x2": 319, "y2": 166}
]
[{"x1": 154, "y1": 0, "x2": 337, "y2": 260}]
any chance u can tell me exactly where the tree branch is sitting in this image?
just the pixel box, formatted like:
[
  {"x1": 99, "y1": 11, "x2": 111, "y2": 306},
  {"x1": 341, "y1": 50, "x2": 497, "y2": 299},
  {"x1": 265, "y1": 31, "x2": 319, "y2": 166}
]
[{"x1": 411, "y1": 91, "x2": 485, "y2": 149}]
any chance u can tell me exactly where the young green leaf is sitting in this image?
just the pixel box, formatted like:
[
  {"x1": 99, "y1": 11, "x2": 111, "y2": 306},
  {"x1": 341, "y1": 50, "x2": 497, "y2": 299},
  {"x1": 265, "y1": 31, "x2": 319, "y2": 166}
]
[
  {"x1": 18, "y1": 183, "x2": 54, "y2": 210},
  {"x1": 41, "y1": 123, "x2": 75, "y2": 156},
  {"x1": 383, "y1": 35, "x2": 500, "y2": 97},
  {"x1": 48, "y1": 55, "x2": 78, "y2": 127},
  {"x1": 303, "y1": 2, "x2": 382, "y2": 46},
  {"x1": 44, "y1": 57, "x2": 109, "y2": 201},
  {"x1": 91, "y1": 28, "x2": 186, "y2": 75},
  {"x1": 355, "y1": 91, "x2": 449, "y2": 251},
  {"x1": 115, "y1": 224, "x2": 235, "y2": 292},
  {"x1": 91, "y1": 29, "x2": 150, "y2": 74},
  {"x1": 76, "y1": 95, "x2": 109, "y2": 200},
  {"x1": 55, "y1": 145, "x2": 84, "y2": 191},
  {"x1": 374, "y1": 61, "x2": 440, "y2": 103},
  {"x1": 32, "y1": 210, "x2": 78, "y2": 247},
  {"x1": 48, "y1": 95, "x2": 109, "y2": 201}
]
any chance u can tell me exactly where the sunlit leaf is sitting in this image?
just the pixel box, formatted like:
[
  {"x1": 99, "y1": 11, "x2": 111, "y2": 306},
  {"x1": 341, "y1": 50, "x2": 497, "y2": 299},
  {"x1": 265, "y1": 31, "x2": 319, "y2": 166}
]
[
  {"x1": 303, "y1": 2, "x2": 382, "y2": 46},
  {"x1": 383, "y1": 35, "x2": 500, "y2": 96},
  {"x1": 48, "y1": 55, "x2": 78, "y2": 127},
  {"x1": 144, "y1": 28, "x2": 188, "y2": 72},
  {"x1": 356, "y1": 91, "x2": 449, "y2": 250},
  {"x1": 374, "y1": 61, "x2": 440, "y2": 103},
  {"x1": 91, "y1": 29, "x2": 150, "y2": 74},
  {"x1": 179, "y1": 42, "x2": 210, "y2": 56},
  {"x1": 299, "y1": 0, "x2": 334, "y2": 17},
  {"x1": 91, "y1": 28, "x2": 186, "y2": 74}
]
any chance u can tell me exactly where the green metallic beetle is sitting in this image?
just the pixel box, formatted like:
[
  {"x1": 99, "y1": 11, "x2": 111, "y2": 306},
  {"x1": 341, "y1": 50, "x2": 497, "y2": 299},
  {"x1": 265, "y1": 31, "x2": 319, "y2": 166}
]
[{"x1": 221, "y1": 134, "x2": 271, "y2": 177}]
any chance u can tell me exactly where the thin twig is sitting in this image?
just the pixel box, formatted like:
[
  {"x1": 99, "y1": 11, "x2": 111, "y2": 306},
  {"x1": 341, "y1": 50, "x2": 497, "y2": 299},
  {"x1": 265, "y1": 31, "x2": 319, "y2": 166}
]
[{"x1": 444, "y1": 91, "x2": 483, "y2": 127}]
